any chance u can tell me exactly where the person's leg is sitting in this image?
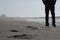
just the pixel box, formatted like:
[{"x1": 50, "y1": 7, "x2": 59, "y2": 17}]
[
  {"x1": 50, "y1": 6, "x2": 56, "y2": 27},
  {"x1": 45, "y1": 6, "x2": 49, "y2": 26}
]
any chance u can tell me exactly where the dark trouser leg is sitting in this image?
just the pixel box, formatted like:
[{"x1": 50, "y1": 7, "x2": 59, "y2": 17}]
[
  {"x1": 45, "y1": 6, "x2": 49, "y2": 26},
  {"x1": 50, "y1": 6, "x2": 55, "y2": 24},
  {"x1": 50, "y1": 6, "x2": 56, "y2": 27}
]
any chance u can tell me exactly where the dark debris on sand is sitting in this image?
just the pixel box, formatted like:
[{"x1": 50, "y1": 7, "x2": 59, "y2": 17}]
[
  {"x1": 8, "y1": 34, "x2": 36, "y2": 39},
  {"x1": 26, "y1": 26, "x2": 38, "y2": 30},
  {"x1": 10, "y1": 30, "x2": 19, "y2": 32}
]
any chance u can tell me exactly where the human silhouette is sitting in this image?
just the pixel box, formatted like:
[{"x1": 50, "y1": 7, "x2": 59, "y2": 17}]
[{"x1": 42, "y1": 0, "x2": 57, "y2": 27}]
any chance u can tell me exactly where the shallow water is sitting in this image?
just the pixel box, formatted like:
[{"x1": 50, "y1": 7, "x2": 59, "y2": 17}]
[{"x1": 26, "y1": 18, "x2": 60, "y2": 26}]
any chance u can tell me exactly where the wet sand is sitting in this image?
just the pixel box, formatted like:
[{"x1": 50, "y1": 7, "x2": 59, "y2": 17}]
[{"x1": 0, "y1": 17, "x2": 60, "y2": 40}]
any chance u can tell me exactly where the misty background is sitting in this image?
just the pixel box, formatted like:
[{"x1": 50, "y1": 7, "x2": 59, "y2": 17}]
[{"x1": 0, "y1": 0, "x2": 60, "y2": 17}]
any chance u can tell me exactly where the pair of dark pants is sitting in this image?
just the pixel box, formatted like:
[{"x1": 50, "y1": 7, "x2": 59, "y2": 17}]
[{"x1": 45, "y1": 5, "x2": 55, "y2": 25}]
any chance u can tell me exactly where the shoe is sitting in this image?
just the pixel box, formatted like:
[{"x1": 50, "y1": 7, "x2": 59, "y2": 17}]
[
  {"x1": 45, "y1": 23, "x2": 49, "y2": 26},
  {"x1": 52, "y1": 24, "x2": 56, "y2": 27},
  {"x1": 46, "y1": 24, "x2": 49, "y2": 26}
]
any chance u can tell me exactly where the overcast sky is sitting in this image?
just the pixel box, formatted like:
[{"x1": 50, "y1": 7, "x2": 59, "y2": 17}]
[{"x1": 0, "y1": 0, "x2": 60, "y2": 17}]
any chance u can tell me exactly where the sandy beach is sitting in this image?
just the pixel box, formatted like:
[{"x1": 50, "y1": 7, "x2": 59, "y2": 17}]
[{"x1": 0, "y1": 17, "x2": 60, "y2": 40}]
